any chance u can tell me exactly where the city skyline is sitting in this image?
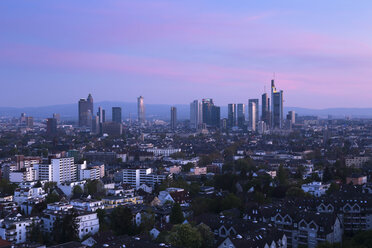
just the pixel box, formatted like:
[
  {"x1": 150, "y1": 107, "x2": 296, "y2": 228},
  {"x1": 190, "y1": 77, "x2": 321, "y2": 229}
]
[{"x1": 1, "y1": 1, "x2": 372, "y2": 108}]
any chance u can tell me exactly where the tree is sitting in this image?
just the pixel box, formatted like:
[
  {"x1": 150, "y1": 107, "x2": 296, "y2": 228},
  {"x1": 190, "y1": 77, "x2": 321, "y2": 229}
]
[
  {"x1": 286, "y1": 187, "x2": 306, "y2": 198},
  {"x1": 170, "y1": 203, "x2": 184, "y2": 224},
  {"x1": 182, "y1": 163, "x2": 194, "y2": 172},
  {"x1": 277, "y1": 165, "x2": 288, "y2": 185},
  {"x1": 326, "y1": 183, "x2": 340, "y2": 195},
  {"x1": 72, "y1": 185, "x2": 83, "y2": 199},
  {"x1": 197, "y1": 224, "x2": 214, "y2": 248},
  {"x1": 52, "y1": 211, "x2": 79, "y2": 243},
  {"x1": 0, "y1": 179, "x2": 17, "y2": 195},
  {"x1": 96, "y1": 209, "x2": 108, "y2": 232},
  {"x1": 29, "y1": 222, "x2": 44, "y2": 244},
  {"x1": 169, "y1": 224, "x2": 202, "y2": 248},
  {"x1": 46, "y1": 192, "x2": 61, "y2": 204},
  {"x1": 109, "y1": 206, "x2": 134, "y2": 236},
  {"x1": 140, "y1": 209, "x2": 155, "y2": 233}
]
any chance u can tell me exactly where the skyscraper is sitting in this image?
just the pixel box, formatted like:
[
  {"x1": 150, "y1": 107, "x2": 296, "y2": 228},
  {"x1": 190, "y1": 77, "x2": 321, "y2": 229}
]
[
  {"x1": 237, "y1": 104, "x2": 246, "y2": 128},
  {"x1": 46, "y1": 118, "x2": 57, "y2": 136},
  {"x1": 137, "y1": 96, "x2": 145, "y2": 123},
  {"x1": 170, "y1": 106, "x2": 177, "y2": 130},
  {"x1": 78, "y1": 94, "x2": 93, "y2": 127},
  {"x1": 261, "y1": 93, "x2": 270, "y2": 125},
  {"x1": 97, "y1": 107, "x2": 105, "y2": 134},
  {"x1": 202, "y1": 99, "x2": 220, "y2": 128},
  {"x1": 249, "y1": 99, "x2": 259, "y2": 129},
  {"x1": 97, "y1": 107, "x2": 105, "y2": 124},
  {"x1": 249, "y1": 102, "x2": 257, "y2": 131},
  {"x1": 190, "y1": 100, "x2": 203, "y2": 129},
  {"x1": 287, "y1": 111, "x2": 295, "y2": 124},
  {"x1": 271, "y1": 80, "x2": 284, "y2": 129},
  {"x1": 227, "y1": 104, "x2": 237, "y2": 127},
  {"x1": 112, "y1": 107, "x2": 122, "y2": 124}
]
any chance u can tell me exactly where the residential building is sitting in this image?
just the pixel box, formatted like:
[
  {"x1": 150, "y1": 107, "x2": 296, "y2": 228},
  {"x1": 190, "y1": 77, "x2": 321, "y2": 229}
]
[
  {"x1": 51, "y1": 158, "x2": 77, "y2": 184},
  {"x1": 42, "y1": 207, "x2": 99, "y2": 240},
  {"x1": 301, "y1": 182, "x2": 330, "y2": 197},
  {"x1": 0, "y1": 215, "x2": 36, "y2": 244}
]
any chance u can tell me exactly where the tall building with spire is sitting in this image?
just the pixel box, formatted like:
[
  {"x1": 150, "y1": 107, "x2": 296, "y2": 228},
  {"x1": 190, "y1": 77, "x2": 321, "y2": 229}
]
[
  {"x1": 137, "y1": 96, "x2": 145, "y2": 123},
  {"x1": 78, "y1": 94, "x2": 93, "y2": 127},
  {"x1": 271, "y1": 80, "x2": 284, "y2": 129}
]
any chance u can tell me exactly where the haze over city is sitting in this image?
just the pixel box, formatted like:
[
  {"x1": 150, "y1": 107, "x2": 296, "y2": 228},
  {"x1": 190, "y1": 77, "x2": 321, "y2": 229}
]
[{"x1": 1, "y1": 0, "x2": 372, "y2": 108}]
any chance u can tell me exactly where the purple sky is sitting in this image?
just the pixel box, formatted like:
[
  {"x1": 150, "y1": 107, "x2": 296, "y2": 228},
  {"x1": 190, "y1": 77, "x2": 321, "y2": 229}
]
[{"x1": 1, "y1": 0, "x2": 372, "y2": 108}]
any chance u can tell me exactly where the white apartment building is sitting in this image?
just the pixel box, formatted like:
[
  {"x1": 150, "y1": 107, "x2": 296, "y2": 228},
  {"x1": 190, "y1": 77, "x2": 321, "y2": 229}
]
[
  {"x1": 13, "y1": 186, "x2": 46, "y2": 204},
  {"x1": 146, "y1": 148, "x2": 181, "y2": 157},
  {"x1": 9, "y1": 167, "x2": 38, "y2": 183},
  {"x1": 51, "y1": 158, "x2": 77, "y2": 183},
  {"x1": 33, "y1": 164, "x2": 52, "y2": 181},
  {"x1": 119, "y1": 168, "x2": 169, "y2": 189},
  {"x1": 0, "y1": 214, "x2": 36, "y2": 244},
  {"x1": 77, "y1": 162, "x2": 104, "y2": 181},
  {"x1": 302, "y1": 182, "x2": 330, "y2": 197},
  {"x1": 345, "y1": 157, "x2": 371, "y2": 168},
  {"x1": 70, "y1": 199, "x2": 105, "y2": 212},
  {"x1": 42, "y1": 208, "x2": 99, "y2": 239}
]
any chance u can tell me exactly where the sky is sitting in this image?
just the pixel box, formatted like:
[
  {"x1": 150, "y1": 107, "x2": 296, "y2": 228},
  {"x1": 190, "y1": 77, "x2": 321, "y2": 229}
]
[{"x1": 1, "y1": 0, "x2": 372, "y2": 108}]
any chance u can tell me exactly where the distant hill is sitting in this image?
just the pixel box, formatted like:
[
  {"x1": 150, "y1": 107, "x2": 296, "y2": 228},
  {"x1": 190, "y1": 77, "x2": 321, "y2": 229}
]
[{"x1": 0, "y1": 102, "x2": 372, "y2": 121}]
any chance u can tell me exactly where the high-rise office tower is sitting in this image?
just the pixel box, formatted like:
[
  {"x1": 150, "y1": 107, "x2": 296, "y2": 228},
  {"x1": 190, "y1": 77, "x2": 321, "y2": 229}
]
[
  {"x1": 137, "y1": 96, "x2": 145, "y2": 123},
  {"x1": 78, "y1": 94, "x2": 93, "y2": 127},
  {"x1": 211, "y1": 106, "x2": 221, "y2": 128},
  {"x1": 190, "y1": 100, "x2": 203, "y2": 129},
  {"x1": 92, "y1": 116, "x2": 100, "y2": 134},
  {"x1": 53, "y1": 113, "x2": 61, "y2": 124},
  {"x1": 249, "y1": 99, "x2": 259, "y2": 129},
  {"x1": 46, "y1": 118, "x2": 58, "y2": 136},
  {"x1": 271, "y1": 80, "x2": 284, "y2": 129},
  {"x1": 202, "y1": 99, "x2": 220, "y2": 128},
  {"x1": 112, "y1": 107, "x2": 122, "y2": 124},
  {"x1": 261, "y1": 93, "x2": 270, "y2": 125},
  {"x1": 97, "y1": 107, "x2": 105, "y2": 124},
  {"x1": 170, "y1": 106, "x2": 177, "y2": 130},
  {"x1": 237, "y1": 104, "x2": 246, "y2": 128},
  {"x1": 287, "y1": 111, "x2": 295, "y2": 124},
  {"x1": 97, "y1": 107, "x2": 105, "y2": 134},
  {"x1": 249, "y1": 102, "x2": 257, "y2": 131},
  {"x1": 227, "y1": 104, "x2": 237, "y2": 127}
]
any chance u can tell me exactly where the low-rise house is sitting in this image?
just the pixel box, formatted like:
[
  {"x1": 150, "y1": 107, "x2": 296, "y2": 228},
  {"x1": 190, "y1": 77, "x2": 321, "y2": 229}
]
[
  {"x1": 13, "y1": 186, "x2": 46, "y2": 204},
  {"x1": 70, "y1": 199, "x2": 105, "y2": 212},
  {"x1": 301, "y1": 182, "x2": 330, "y2": 197},
  {"x1": 101, "y1": 196, "x2": 143, "y2": 209},
  {"x1": 346, "y1": 174, "x2": 367, "y2": 185}
]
